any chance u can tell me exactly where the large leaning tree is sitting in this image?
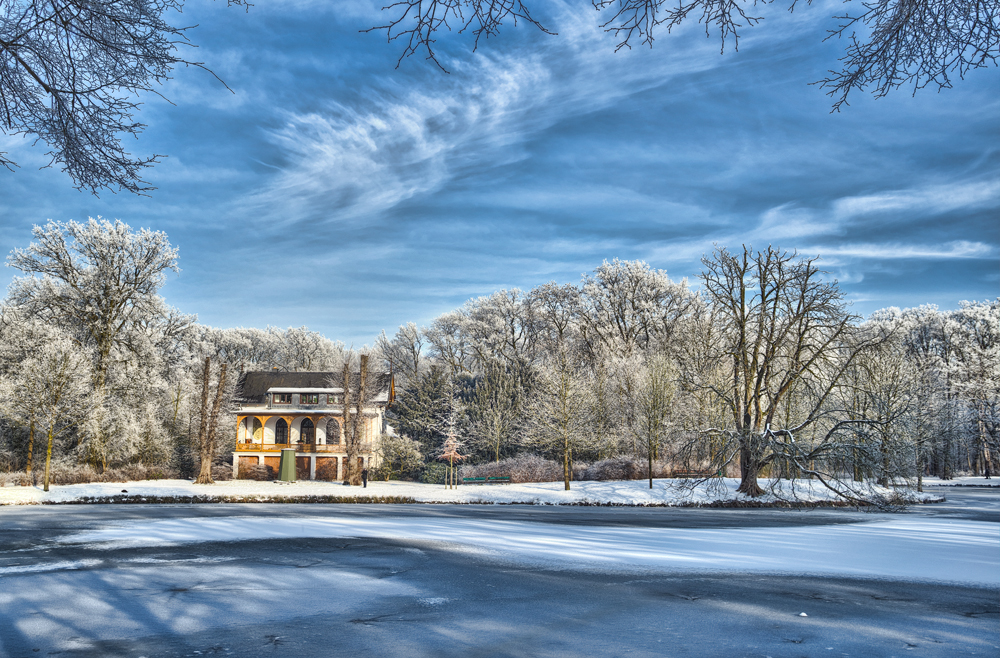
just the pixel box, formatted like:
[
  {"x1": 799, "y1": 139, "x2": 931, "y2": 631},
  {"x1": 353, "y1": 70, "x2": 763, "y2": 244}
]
[{"x1": 699, "y1": 245, "x2": 872, "y2": 497}]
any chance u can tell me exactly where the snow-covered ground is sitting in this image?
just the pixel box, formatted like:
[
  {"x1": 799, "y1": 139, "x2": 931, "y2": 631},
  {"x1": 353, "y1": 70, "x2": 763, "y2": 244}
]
[
  {"x1": 0, "y1": 477, "x2": 943, "y2": 505},
  {"x1": 59, "y1": 514, "x2": 999, "y2": 586}
]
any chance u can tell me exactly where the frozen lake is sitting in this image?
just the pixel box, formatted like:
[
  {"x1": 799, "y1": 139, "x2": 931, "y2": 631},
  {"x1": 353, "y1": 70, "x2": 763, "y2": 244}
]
[{"x1": 0, "y1": 491, "x2": 997, "y2": 657}]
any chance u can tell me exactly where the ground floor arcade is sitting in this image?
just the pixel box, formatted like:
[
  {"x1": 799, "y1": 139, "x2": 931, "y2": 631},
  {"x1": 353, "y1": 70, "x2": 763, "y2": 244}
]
[{"x1": 230, "y1": 449, "x2": 373, "y2": 481}]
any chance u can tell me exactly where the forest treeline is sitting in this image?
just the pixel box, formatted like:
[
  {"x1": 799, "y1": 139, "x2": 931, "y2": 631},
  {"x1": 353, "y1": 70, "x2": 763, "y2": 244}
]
[{"x1": 0, "y1": 218, "x2": 996, "y2": 499}]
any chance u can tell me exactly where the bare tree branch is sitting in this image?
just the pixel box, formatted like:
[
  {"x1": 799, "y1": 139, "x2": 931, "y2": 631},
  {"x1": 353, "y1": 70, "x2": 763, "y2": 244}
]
[{"x1": 0, "y1": 0, "x2": 242, "y2": 195}]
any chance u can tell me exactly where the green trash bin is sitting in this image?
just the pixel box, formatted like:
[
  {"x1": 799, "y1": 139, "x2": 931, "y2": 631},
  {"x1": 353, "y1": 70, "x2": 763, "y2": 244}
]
[{"x1": 278, "y1": 448, "x2": 297, "y2": 482}]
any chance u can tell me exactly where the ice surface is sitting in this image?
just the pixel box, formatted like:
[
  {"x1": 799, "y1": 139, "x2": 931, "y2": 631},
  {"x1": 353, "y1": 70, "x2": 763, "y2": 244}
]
[{"x1": 59, "y1": 515, "x2": 998, "y2": 585}]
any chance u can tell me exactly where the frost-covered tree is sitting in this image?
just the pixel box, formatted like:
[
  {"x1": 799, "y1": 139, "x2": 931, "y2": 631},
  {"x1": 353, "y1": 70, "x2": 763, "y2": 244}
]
[
  {"x1": 200, "y1": 325, "x2": 346, "y2": 373},
  {"x1": 0, "y1": 330, "x2": 93, "y2": 490},
  {"x1": 7, "y1": 217, "x2": 179, "y2": 390},
  {"x1": 530, "y1": 282, "x2": 581, "y2": 355},
  {"x1": 949, "y1": 300, "x2": 1000, "y2": 476},
  {"x1": 6, "y1": 218, "x2": 183, "y2": 471},
  {"x1": 377, "y1": 322, "x2": 426, "y2": 387},
  {"x1": 463, "y1": 289, "x2": 539, "y2": 370},
  {"x1": 0, "y1": 316, "x2": 78, "y2": 477},
  {"x1": 279, "y1": 327, "x2": 346, "y2": 372},
  {"x1": 424, "y1": 310, "x2": 475, "y2": 376},
  {"x1": 631, "y1": 355, "x2": 677, "y2": 488},
  {"x1": 579, "y1": 259, "x2": 695, "y2": 360},
  {"x1": 523, "y1": 345, "x2": 591, "y2": 490}
]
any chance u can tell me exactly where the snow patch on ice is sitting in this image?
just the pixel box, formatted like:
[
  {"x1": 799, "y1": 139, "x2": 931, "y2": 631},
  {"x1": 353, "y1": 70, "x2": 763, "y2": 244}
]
[
  {"x1": 0, "y1": 559, "x2": 101, "y2": 576},
  {"x1": 56, "y1": 515, "x2": 999, "y2": 586}
]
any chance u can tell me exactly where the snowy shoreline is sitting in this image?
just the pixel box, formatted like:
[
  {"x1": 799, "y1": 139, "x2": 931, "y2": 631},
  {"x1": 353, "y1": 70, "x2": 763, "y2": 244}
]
[{"x1": 0, "y1": 477, "x2": 948, "y2": 507}]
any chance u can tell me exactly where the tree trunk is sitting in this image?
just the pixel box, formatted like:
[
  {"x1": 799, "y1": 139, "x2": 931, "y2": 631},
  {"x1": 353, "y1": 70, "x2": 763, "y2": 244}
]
[
  {"x1": 342, "y1": 362, "x2": 354, "y2": 485},
  {"x1": 352, "y1": 356, "x2": 368, "y2": 486},
  {"x1": 194, "y1": 357, "x2": 213, "y2": 484},
  {"x1": 26, "y1": 415, "x2": 35, "y2": 481},
  {"x1": 916, "y1": 447, "x2": 924, "y2": 492},
  {"x1": 736, "y1": 441, "x2": 765, "y2": 497},
  {"x1": 880, "y1": 433, "x2": 890, "y2": 487},
  {"x1": 563, "y1": 430, "x2": 570, "y2": 491},
  {"x1": 197, "y1": 362, "x2": 228, "y2": 484},
  {"x1": 43, "y1": 425, "x2": 54, "y2": 492},
  {"x1": 343, "y1": 357, "x2": 368, "y2": 487},
  {"x1": 648, "y1": 444, "x2": 653, "y2": 490}
]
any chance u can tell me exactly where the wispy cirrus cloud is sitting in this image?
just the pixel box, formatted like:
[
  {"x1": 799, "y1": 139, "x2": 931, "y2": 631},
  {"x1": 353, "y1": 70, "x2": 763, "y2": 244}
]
[
  {"x1": 831, "y1": 180, "x2": 1000, "y2": 221},
  {"x1": 756, "y1": 178, "x2": 1000, "y2": 240},
  {"x1": 250, "y1": 56, "x2": 553, "y2": 226},
  {"x1": 243, "y1": 3, "x2": 739, "y2": 229},
  {"x1": 816, "y1": 240, "x2": 994, "y2": 260}
]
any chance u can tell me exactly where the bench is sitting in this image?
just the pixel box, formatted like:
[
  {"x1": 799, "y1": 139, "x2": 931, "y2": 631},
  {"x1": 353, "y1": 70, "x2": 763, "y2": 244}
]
[{"x1": 461, "y1": 476, "x2": 512, "y2": 485}]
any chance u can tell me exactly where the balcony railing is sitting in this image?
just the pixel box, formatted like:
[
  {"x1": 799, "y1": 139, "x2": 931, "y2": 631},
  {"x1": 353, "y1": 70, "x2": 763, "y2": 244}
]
[{"x1": 234, "y1": 442, "x2": 372, "y2": 453}]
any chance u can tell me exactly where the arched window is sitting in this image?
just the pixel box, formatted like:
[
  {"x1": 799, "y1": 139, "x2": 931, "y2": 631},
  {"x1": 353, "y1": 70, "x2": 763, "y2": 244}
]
[
  {"x1": 300, "y1": 418, "x2": 315, "y2": 444},
  {"x1": 326, "y1": 419, "x2": 341, "y2": 445},
  {"x1": 253, "y1": 418, "x2": 263, "y2": 443},
  {"x1": 275, "y1": 418, "x2": 288, "y2": 444}
]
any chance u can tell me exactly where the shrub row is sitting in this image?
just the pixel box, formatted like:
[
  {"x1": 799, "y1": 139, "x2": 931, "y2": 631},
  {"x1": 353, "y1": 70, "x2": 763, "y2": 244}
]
[
  {"x1": 458, "y1": 455, "x2": 680, "y2": 483},
  {"x1": 0, "y1": 463, "x2": 180, "y2": 486}
]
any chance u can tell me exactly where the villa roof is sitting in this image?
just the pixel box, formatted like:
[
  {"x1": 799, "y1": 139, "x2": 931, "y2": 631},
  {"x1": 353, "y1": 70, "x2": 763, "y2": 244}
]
[{"x1": 235, "y1": 371, "x2": 391, "y2": 404}]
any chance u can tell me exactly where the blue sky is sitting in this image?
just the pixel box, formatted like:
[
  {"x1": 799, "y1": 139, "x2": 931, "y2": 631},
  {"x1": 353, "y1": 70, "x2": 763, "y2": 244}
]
[{"x1": 1, "y1": 0, "x2": 997, "y2": 345}]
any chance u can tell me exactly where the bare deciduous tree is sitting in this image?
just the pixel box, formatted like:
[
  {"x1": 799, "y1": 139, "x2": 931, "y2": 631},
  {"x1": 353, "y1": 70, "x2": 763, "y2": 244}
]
[
  {"x1": 194, "y1": 356, "x2": 227, "y2": 484},
  {"x1": 700, "y1": 245, "x2": 863, "y2": 496},
  {"x1": 524, "y1": 345, "x2": 590, "y2": 490},
  {"x1": 342, "y1": 353, "x2": 374, "y2": 486},
  {"x1": 0, "y1": 0, "x2": 240, "y2": 194},
  {"x1": 377, "y1": 323, "x2": 425, "y2": 386},
  {"x1": 631, "y1": 355, "x2": 676, "y2": 489},
  {"x1": 369, "y1": 0, "x2": 997, "y2": 108}
]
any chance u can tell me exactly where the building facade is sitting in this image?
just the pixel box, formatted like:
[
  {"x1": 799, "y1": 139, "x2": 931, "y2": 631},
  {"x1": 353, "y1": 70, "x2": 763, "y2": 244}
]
[{"x1": 232, "y1": 371, "x2": 391, "y2": 480}]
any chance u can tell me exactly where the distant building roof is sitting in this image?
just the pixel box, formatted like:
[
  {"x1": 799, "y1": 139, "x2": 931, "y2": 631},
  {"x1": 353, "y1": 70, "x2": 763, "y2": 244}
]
[{"x1": 235, "y1": 371, "x2": 391, "y2": 404}]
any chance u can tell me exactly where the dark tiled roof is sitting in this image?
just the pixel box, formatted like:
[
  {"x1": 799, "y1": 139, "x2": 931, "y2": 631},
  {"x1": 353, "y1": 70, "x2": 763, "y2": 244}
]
[{"x1": 235, "y1": 371, "x2": 390, "y2": 404}]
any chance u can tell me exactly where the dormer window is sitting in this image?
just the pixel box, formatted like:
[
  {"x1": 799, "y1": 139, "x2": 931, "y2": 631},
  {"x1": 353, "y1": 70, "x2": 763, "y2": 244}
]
[
  {"x1": 274, "y1": 393, "x2": 292, "y2": 405},
  {"x1": 327, "y1": 394, "x2": 343, "y2": 404},
  {"x1": 300, "y1": 393, "x2": 319, "y2": 405}
]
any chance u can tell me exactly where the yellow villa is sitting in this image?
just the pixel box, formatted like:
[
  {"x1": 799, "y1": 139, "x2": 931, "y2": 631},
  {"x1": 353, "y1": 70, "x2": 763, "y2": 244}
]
[{"x1": 232, "y1": 370, "x2": 392, "y2": 480}]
